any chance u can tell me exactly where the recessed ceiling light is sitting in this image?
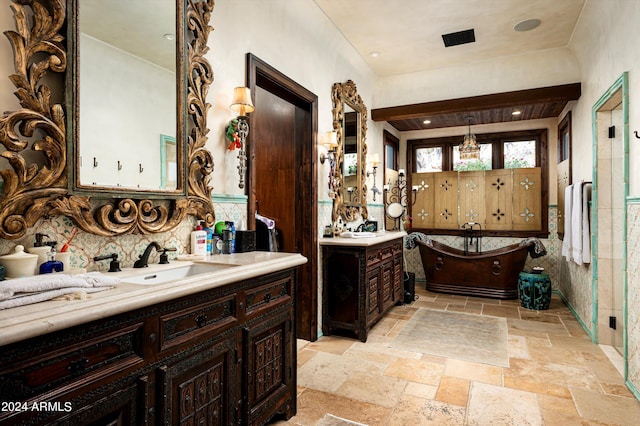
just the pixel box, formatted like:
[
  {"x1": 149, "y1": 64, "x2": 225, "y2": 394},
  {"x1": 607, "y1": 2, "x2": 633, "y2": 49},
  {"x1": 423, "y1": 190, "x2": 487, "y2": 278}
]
[
  {"x1": 514, "y1": 19, "x2": 541, "y2": 32},
  {"x1": 423, "y1": 119, "x2": 431, "y2": 124},
  {"x1": 164, "y1": 33, "x2": 176, "y2": 41},
  {"x1": 512, "y1": 110, "x2": 522, "y2": 116},
  {"x1": 369, "y1": 51, "x2": 380, "y2": 58}
]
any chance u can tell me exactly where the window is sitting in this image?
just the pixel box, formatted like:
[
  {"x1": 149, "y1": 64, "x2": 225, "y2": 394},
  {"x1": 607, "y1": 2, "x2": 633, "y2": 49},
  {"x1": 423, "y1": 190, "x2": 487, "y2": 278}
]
[
  {"x1": 453, "y1": 143, "x2": 492, "y2": 171},
  {"x1": 503, "y1": 140, "x2": 536, "y2": 168},
  {"x1": 409, "y1": 129, "x2": 544, "y2": 172},
  {"x1": 383, "y1": 130, "x2": 399, "y2": 171},
  {"x1": 416, "y1": 146, "x2": 443, "y2": 172},
  {"x1": 407, "y1": 129, "x2": 548, "y2": 237}
]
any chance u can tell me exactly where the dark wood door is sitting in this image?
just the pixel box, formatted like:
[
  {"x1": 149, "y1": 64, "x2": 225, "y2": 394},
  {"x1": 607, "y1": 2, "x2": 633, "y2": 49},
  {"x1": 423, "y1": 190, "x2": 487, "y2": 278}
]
[
  {"x1": 248, "y1": 54, "x2": 318, "y2": 341},
  {"x1": 253, "y1": 86, "x2": 298, "y2": 253}
]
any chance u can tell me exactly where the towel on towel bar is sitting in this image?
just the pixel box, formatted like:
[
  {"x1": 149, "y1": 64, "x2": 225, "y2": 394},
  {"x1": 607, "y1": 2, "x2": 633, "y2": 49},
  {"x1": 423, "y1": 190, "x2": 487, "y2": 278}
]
[
  {"x1": 563, "y1": 182, "x2": 591, "y2": 265},
  {"x1": 561, "y1": 184, "x2": 573, "y2": 261}
]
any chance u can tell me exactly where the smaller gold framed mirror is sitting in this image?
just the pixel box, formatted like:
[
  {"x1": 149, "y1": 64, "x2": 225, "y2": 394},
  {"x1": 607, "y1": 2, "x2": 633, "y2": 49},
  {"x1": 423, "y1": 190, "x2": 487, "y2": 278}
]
[{"x1": 331, "y1": 80, "x2": 368, "y2": 222}]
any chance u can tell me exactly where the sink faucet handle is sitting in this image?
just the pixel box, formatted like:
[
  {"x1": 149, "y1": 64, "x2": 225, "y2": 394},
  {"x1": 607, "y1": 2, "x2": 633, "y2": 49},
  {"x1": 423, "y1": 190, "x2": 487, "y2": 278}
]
[
  {"x1": 159, "y1": 247, "x2": 177, "y2": 264},
  {"x1": 93, "y1": 253, "x2": 121, "y2": 272}
]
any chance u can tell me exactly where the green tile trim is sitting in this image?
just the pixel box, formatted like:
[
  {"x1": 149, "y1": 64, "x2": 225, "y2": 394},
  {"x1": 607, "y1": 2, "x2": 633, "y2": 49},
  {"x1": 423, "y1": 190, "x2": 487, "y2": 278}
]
[
  {"x1": 627, "y1": 378, "x2": 640, "y2": 402},
  {"x1": 212, "y1": 193, "x2": 248, "y2": 204},
  {"x1": 627, "y1": 197, "x2": 640, "y2": 204},
  {"x1": 555, "y1": 290, "x2": 595, "y2": 342},
  {"x1": 591, "y1": 71, "x2": 630, "y2": 379}
]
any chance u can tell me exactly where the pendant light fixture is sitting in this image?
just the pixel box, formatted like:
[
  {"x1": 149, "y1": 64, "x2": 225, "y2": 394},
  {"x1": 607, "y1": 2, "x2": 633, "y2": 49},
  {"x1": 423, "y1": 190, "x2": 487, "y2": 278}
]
[{"x1": 459, "y1": 116, "x2": 480, "y2": 160}]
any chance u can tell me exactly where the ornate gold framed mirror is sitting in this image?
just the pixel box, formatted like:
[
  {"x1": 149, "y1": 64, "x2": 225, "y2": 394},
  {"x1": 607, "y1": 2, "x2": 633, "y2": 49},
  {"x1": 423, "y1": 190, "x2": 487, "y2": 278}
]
[
  {"x1": 331, "y1": 80, "x2": 368, "y2": 222},
  {"x1": 0, "y1": 0, "x2": 215, "y2": 239}
]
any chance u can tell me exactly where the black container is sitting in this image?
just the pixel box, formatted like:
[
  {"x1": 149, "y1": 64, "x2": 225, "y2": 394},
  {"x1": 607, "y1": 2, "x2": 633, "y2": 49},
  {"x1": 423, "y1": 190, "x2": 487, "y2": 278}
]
[
  {"x1": 235, "y1": 230, "x2": 256, "y2": 253},
  {"x1": 403, "y1": 272, "x2": 416, "y2": 304}
]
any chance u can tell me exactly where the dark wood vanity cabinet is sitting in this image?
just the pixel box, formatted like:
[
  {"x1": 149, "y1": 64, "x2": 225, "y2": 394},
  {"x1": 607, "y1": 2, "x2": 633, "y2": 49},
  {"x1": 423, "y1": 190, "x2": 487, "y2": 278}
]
[
  {"x1": 322, "y1": 238, "x2": 404, "y2": 342},
  {"x1": 0, "y1": 269, "x2": 297, "y2": 426}
]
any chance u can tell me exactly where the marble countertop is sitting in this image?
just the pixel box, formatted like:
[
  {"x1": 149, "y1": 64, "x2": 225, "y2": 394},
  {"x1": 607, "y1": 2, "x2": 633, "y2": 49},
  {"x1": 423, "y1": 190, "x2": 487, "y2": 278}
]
[
  {"x1": 0, "y1": 251, "x2": 307, "y2": 346},
  {"x1": 319, "y1": 231, "x2": 407, "y2": 247}
]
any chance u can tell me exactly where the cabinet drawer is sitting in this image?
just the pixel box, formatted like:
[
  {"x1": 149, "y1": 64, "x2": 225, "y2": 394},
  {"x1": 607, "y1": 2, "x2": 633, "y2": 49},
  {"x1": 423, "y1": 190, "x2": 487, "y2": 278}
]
[
  {"x1": 244, "y1": 275, "x2": 293, "y2": 317},
  {"x1": 0, "y1": 323, "x2": 144, "y2": 400},
  {"x1": 160, "y1": 294, "x2": 238, "y2": 350},
  {"x1": 366, "y1": 244, "x2": 397, "y2": 267}
]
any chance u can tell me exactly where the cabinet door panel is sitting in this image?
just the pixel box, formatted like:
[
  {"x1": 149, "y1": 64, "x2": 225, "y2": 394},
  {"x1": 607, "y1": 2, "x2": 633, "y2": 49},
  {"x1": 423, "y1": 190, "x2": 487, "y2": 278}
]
[
  {"x1": 159, "y1": 335, "x2": 238, "y2": 426},
  {"x1": 244, "y1": 308, "x2": 295, "y2": 425}
]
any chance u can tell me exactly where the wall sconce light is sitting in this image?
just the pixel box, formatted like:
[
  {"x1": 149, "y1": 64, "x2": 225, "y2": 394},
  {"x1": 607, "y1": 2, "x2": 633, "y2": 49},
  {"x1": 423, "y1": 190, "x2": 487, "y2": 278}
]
[
  {"x1": 383, "y1": 168, "x2": 417, "y2": 229},
  {"x1": 229, "y1": 86, "x2": 254, "y2": 189},
  {"x1": 319, "y1": 131, "x2": 338, "y2": 198},
  {"x1": 366, "y1": 153, "x2": 381, "y2": 201}
]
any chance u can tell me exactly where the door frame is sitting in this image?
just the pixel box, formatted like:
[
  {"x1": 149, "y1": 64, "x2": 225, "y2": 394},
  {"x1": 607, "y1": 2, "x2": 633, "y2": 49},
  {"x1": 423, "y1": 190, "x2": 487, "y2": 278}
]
[
  {"x1": 591, "y1": 72, "x2": 629, "y2": 371},
  {"x1": 245, "y1": 53, "x2": 319, "y2": 341}
]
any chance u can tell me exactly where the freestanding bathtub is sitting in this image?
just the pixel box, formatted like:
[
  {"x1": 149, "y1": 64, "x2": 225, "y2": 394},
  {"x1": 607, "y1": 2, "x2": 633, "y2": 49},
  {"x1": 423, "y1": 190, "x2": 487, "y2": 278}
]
[{"x1": 415, "y1": 238, "x2": 536, "y2": 299}]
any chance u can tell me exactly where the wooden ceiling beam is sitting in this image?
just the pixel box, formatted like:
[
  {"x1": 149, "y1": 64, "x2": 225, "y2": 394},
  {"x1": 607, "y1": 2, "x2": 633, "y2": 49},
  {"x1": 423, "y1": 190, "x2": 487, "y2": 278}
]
[{"x1": 371, "y1": 83, "x2": 581, "y2": 122}]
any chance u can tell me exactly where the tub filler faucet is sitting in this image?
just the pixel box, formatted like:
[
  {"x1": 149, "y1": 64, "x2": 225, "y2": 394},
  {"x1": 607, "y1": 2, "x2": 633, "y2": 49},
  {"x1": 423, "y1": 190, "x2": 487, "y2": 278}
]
[{"x1": 461, "y1": 222, "x2": 482, "y2": 254}]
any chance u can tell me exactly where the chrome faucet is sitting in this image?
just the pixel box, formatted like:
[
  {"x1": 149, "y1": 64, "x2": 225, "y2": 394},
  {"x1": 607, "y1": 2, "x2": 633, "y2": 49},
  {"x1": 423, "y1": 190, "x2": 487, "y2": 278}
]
[{"x1": 134, "y1": 242, "x2": 162, "y2": 268}]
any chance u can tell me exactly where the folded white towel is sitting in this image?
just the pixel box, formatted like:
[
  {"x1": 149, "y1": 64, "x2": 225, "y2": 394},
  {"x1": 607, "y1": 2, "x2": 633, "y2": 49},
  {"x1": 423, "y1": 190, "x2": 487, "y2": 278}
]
[
  {"x1": 562, "y1": 184, "x2": 573, "y2": 260},
  {"x1": 0, "y1": 272, "x2": 119, "y2": 309},
  {"x1": 582, "y1": 183, "x2": 592, "y2": 264},
  {"x1": 572, "y1": 183, "x2": 584, "y2": 264}
]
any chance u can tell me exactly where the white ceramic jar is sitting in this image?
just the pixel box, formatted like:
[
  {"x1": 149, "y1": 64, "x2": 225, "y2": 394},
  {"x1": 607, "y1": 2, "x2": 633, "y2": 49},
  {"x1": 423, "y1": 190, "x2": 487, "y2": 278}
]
[{"x1": 0, "y1": 245, "x2": 39, "y2": 278}]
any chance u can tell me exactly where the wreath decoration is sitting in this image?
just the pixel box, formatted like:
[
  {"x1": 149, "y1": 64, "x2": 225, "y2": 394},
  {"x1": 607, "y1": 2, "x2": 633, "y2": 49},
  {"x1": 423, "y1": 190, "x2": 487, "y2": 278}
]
[{"x1": 225, "y1": 119, "x2": 241, "y2": 150}]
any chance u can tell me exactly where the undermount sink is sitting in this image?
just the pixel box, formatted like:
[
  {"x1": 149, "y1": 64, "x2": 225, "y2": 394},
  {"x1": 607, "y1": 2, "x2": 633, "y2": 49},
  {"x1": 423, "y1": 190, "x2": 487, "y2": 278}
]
[{"x1": 121, "y1": 263, "x2": 235, "y2": 285}]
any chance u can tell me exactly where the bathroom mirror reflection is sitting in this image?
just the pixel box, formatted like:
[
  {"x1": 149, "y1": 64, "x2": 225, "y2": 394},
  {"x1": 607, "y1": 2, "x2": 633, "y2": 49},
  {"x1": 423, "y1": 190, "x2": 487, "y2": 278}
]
[
  {"x1": 332, "y1": 80, "x2": 368, "y2": 222},
  {"x1": 71, "y1": 0, "x2": 184, "y2": 195}
]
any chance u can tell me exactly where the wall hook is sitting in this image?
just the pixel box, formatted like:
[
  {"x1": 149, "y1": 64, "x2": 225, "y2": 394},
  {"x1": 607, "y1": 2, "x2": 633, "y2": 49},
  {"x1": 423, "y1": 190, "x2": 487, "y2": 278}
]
[
  {"x1": 139, "y1": 163, "x2": 143, "y2": 173},
  {"x1": 93, "y1": 157, "x2": 98, "y2": 167},
  {"x1": 117, "y1": 160, "x2": 122, "y2": 171},
  {"x1": 634, "y1": 130, "x2": 640, "y2": 139}
]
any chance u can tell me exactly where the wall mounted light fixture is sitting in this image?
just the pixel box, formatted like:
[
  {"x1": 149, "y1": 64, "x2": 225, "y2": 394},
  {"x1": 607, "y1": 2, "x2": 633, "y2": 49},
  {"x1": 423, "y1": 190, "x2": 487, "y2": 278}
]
[
  {"x1": 383, "y1": 168, "x2": 417, "y2": 230},
  {"x1": 319, "y1": 131, "x2": 338, "y2": 198},
  {"x1": 366, "y1": 153, "x2": 381, "y2": 201},
  {"x1": 229, "y1": 86, "x2": 254, "y2": 189}
]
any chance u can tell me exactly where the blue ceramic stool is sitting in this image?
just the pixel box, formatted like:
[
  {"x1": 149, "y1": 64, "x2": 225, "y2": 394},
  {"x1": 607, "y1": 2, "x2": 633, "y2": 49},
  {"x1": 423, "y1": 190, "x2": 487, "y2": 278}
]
[{"x1": 518, "y1": 271, "x2": 551, "y2": 310}]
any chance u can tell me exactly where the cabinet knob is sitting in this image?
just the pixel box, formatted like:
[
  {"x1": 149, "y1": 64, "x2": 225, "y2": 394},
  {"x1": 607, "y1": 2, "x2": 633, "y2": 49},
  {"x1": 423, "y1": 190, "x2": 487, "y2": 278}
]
[
  {"x1": 148, "y1": 333, "x2": 156, "y2": 343},
  {"x1": 264, "y1": 292, "x2": 271, "y2": 302},
  {"x1": 195, "y1": 314, "x2": 208, "y2": 327},
  {"x1": 148, "y1": 407, "x2": 155, "y2": 417},
  {"x1": 67, "y1": 357, "x2": 89, "y2": 373}
]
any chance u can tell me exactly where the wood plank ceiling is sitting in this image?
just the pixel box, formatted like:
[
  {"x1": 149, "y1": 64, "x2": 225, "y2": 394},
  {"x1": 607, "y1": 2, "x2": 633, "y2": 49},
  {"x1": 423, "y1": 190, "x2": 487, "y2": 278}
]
[{"x1": 371, "y1": 83, "x2": 581, "y2": 131}]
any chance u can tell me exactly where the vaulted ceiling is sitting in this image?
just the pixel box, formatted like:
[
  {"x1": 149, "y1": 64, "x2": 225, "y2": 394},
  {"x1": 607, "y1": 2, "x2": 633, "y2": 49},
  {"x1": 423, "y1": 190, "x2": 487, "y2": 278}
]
[{"x1": 314, "y1": 0, "x2": 586, "y2": 130}]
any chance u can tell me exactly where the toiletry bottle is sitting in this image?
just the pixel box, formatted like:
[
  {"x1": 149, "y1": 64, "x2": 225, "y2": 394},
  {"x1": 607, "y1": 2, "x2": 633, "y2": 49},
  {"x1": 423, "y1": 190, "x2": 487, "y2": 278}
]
[
  {"x1": 226, "y1": 221, "x2": 236, "y2": 253},
  {"x1": 39, "y1": 245, "x2": 64, "y2": 274},
  {"x1": 190, "y1": 223, "x2": 208, "y2": 255},
  {"x1": 202, "y1": 221, "x2": 214, "y2": 255}
]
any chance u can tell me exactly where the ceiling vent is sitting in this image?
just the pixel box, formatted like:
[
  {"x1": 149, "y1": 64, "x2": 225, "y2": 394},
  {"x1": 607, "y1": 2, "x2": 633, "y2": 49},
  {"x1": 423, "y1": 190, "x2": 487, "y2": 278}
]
[{"x1": 442, "y1": 29, "x2": 475, "y2": 47}]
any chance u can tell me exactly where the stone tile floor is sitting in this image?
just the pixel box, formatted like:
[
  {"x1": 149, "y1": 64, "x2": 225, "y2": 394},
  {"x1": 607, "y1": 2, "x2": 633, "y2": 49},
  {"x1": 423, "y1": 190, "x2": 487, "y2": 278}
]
[{"x1": 273, "y1": 286, "x2": 640, "y2": 425}]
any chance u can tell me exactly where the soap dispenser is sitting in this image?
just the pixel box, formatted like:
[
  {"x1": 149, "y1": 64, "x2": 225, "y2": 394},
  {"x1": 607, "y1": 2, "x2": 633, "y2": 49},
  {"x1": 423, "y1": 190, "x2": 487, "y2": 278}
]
[
  {"x1": 27, "y1": 233, "x2": 55, "y2": 274},
  {"x1": 39, "y1": 244, "x2": 64, "y2": 274}
]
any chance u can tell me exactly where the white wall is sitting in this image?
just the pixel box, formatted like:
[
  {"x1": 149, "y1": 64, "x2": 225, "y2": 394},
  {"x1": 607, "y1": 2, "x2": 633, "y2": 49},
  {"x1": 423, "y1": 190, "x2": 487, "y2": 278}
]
[
  {"x1": 569, "y1": 0, "x2": 640, "y2": 194},
  {"x1": 373, "y1": 47, "x2": 581, "y2": 108},
  {"x1": 209, "y1": 0, "x2": 379, "y2": 197},
  {"x1": 79, "y1": 34, "x2": 176, "y2": 189}
]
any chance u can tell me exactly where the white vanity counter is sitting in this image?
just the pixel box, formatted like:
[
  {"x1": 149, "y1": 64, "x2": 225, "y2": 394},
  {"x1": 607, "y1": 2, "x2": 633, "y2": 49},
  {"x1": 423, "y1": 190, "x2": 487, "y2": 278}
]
[
  {"x1": 319, "y1": 231, "x2": 407, "y2": 247},
  {"x1": 0, "y1": 251, "x2": 307, "y2": 346}
]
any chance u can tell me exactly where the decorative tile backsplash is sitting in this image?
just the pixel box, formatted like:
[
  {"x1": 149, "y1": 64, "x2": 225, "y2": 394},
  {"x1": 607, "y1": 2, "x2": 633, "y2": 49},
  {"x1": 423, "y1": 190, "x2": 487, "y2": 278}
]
[{"x1": 0, "y1": 195, "x2": 249, "y2": 273}]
